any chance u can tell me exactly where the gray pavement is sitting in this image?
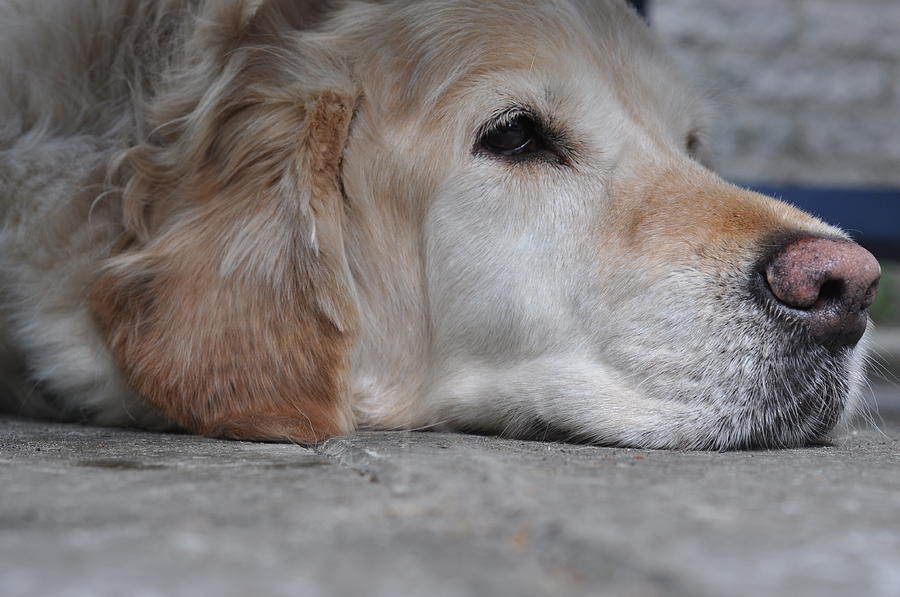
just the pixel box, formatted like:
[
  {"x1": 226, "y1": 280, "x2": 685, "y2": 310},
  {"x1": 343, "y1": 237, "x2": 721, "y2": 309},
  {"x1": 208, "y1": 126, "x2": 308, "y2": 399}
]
[{"x1": 2, "y1": 383, "x2": 900, "y2": 597}]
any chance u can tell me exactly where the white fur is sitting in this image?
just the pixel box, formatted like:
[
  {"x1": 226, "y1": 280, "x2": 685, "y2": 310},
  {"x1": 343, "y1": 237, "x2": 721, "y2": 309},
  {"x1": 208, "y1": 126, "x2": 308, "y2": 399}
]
[{"x1": 0, "y1": 0, "x2": 870, "y2": 448}]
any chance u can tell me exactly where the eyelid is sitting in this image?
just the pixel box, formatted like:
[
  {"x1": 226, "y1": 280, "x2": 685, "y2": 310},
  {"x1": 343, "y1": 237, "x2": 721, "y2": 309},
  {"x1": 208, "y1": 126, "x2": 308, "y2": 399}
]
[
  {"x1": 478, "y1": 108, "x2": 572, "y2": 163},
  {"x1": 478, "y1": 106, "x2": 536, "y2": 139}
]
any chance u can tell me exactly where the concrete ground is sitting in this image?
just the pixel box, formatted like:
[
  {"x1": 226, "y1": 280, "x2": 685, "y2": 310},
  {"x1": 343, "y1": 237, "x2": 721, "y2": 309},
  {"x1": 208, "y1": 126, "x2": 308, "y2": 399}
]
[{"x1": 1, "y1": 382, "x2": 899, "y2": 597}]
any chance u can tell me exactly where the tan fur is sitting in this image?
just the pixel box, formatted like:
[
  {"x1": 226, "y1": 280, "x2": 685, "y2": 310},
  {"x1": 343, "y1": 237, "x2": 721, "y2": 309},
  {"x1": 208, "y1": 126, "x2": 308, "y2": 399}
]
[
  {"x1": 91, "y1": 90, "x2": 358, "y2": 441},
  {"x1": 608, "y1": 162, "x2": 832, "y2": 265},
  {"x1": 0, "y1": 0, "x2": 873, "y2": 449},
  {"x1": 86, "y1": 3, "x2": 360, "y2": 442}
]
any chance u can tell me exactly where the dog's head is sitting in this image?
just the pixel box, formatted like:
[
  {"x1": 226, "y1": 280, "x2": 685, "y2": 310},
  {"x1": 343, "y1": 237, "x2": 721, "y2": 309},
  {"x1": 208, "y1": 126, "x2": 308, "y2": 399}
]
[{"x1": 91, "y1": 0, "x2": 880, "y2": 449}]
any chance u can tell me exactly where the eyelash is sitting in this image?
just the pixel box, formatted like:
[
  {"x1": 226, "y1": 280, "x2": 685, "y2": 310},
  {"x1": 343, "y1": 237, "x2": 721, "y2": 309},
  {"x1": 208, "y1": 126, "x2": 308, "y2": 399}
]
[{"x1": 476, "y1": 109, "x2": 568, "y2": 165}]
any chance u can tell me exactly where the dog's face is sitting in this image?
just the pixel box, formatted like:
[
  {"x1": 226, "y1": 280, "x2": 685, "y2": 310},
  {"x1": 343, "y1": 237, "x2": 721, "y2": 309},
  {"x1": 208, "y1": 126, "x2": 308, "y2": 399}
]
[
  {"x1": 93, "y1": 0, "x2": 879, "y2": 449},
  {"x1": 342, "y1": 0, "x2": 878, "y2": 449}
]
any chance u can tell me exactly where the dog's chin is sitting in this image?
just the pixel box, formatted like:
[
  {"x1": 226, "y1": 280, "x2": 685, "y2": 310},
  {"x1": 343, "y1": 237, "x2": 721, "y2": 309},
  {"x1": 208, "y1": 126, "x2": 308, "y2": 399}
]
[
  {"x1": 716, "y1": 348, "x2": 860, "y2": 450},
  {"x1": 694, "y1": 388, "x2": 850, "y2": 451},
  {"x1": 502, "y1": 340, "x2": 863, "y2": 451},
  {"x1": 530, "y1": 384, "x2": 854, "y2": 451},
  {"x1": 639, "y1": 339, "x2": 863, "y2": 451}
]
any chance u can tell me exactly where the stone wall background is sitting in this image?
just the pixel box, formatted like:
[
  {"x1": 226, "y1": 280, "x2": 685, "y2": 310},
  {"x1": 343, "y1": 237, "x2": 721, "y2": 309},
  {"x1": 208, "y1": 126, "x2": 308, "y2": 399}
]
[{"x1": 651, "y1": 0, "x2": 900, "y2": 187}]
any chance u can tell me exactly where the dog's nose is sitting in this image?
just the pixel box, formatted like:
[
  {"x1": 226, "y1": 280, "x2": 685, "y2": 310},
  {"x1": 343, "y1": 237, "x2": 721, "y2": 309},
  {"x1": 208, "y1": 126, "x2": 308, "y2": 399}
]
[{"x1": 763, "y1": 237, "x2": 881, "y2": 348}]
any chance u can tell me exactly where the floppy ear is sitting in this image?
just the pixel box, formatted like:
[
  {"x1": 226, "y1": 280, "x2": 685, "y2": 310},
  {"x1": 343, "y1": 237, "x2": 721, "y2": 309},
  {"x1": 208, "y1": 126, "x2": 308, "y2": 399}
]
[{"x1": 91, "y1": 1, "x2": 359, "y2": 442}]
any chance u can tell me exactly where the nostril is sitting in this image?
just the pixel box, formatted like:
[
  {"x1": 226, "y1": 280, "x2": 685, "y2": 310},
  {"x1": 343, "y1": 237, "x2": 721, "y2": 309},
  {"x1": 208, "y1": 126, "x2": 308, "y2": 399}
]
[
  {"x1": 817, "y1": 278, "x2": 844, "y2": 305},
  {"x1": 862, "y1": 277, "x2": 881, "y2": 311}
]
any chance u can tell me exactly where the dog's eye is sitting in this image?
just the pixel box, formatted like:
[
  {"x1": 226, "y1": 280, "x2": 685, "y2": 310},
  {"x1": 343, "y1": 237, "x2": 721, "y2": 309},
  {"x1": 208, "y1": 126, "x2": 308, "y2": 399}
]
[{"x1": 481, "y1": 115, "x2": 540, "y2": 156}]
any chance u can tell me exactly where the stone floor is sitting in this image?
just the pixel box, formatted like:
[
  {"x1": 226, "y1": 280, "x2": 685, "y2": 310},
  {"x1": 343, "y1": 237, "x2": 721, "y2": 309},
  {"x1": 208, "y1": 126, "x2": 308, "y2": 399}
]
[{"x1": 1, "y1": 383, "x2": 899, "y2": 597}]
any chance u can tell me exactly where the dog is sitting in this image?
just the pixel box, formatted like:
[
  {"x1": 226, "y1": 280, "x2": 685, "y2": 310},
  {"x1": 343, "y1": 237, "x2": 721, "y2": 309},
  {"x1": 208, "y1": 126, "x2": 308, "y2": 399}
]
[{"x1": 0, "y1": 0, "x2": 881, "y2": 449}]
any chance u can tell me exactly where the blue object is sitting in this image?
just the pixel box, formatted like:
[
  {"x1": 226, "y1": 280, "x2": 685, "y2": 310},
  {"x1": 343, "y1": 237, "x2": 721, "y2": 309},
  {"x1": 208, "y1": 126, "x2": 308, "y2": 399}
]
[{"x1": 743, "y1": 185, "x2": 900, "y2": 260}]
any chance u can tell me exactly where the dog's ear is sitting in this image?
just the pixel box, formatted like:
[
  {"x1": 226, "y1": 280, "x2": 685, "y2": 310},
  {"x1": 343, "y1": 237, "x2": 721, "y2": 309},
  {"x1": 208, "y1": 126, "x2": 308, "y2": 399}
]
[{"x1": 91, "y1": 0, "x2": 359, "y2": 442}]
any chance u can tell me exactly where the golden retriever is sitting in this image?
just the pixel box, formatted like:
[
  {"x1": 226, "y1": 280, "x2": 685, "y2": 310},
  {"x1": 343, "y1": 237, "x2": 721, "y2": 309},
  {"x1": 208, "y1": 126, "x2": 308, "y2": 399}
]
[{"x1": 0, "y1": 0, "x2": 881, "y2": 449}]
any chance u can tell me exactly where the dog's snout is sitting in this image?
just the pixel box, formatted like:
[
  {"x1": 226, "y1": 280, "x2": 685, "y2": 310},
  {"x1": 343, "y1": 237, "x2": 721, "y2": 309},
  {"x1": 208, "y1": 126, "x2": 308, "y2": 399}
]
[{"x1": 762, "y1": 237, "x2": 881, "y2": 348}]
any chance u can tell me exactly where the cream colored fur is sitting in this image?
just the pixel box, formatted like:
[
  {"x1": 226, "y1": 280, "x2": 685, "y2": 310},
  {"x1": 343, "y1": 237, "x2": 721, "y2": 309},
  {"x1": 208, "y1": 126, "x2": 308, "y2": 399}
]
[{"x1": 0, "y1": 0, "x2": 869, "y2": 448}]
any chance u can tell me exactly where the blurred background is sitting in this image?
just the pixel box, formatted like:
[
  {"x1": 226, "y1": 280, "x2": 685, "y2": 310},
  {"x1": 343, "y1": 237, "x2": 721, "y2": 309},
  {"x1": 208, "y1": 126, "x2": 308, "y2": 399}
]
[{"x1": 634, "y1": 0, "x2": 900, "y2": 381}]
